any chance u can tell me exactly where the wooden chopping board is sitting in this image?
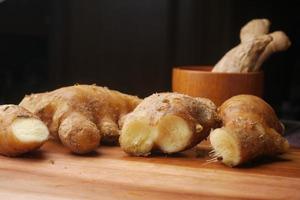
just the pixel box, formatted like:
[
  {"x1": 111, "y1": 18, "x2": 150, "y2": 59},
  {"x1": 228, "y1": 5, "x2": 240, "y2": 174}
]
[{"x1": 0, "y1": 140, "x2": 299, "y2": 200}]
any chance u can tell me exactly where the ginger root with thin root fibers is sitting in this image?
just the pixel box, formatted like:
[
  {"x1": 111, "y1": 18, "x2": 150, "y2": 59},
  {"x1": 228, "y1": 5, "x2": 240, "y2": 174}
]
[{"x1": 209, "y1": 95, "x2": 289, "y2": 167}]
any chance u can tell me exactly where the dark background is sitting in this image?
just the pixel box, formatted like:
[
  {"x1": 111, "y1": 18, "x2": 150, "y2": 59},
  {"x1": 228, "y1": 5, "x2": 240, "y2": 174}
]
[{"x1": 0, "y1": 0, "x2": 299, "y2": 119}]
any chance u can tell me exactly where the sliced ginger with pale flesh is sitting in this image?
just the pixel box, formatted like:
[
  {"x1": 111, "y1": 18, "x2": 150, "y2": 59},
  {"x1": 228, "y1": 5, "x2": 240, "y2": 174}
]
[{"x1": 120, "y1": 93, "x2": 219, "y2": 156}]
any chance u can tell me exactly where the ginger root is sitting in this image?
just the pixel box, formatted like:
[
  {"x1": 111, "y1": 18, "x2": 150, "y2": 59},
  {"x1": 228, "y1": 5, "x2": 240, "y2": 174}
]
[
  {"x1": 209, "y1": 95, "x2": 289, "y2": 167},
  {"x1": 212, "y1": 35, "x2": 272, "y2": 73},
  {"x1": 119, "y1": 93, "x2": 220, "y2": 156},
  {"x1": 253, "y1": 31, "x2": 291, "y2": 71},
  {"x1": 240, "y1": 18, "x2": 271, "y2": 43},
  {"x1": 0, "y1": 105, "x2": 49, "y2": 156},
  {"x1": 213, "y1": 18, "x2": 291, "y2": 73},
  {"x1": 19, "y1": 85, "x2": 141, "y2": 154}
]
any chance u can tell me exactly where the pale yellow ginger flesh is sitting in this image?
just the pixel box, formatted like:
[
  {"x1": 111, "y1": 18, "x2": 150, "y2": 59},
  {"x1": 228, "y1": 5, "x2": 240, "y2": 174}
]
[
  {"x1": 120, "y1": 93, "x2": 220, "y2": 156},
  {"x1": 0, "y1": 105, "x2": 49, "y2": 156},
  {"x1": 19, "y1": 84, "x2": 141, "y2": 154},
  {"x1": 213, "y1": 18, "x2": 291, "y2": 73},
  {"x1": 209, "y1": 95, "x2": 289, "y2": 167},
  {"x1": 210, "y1": 128, "x2": 240, "y2": 167},
  {"x1": 156, "y1": 115, "x2": 193, "y2": 153},
  {"x1": 121, "y1": 119, "x2": 158, "y2": 156},
  {"x1": 12, "y1": 117, "x2": 49, "y2": 143}
]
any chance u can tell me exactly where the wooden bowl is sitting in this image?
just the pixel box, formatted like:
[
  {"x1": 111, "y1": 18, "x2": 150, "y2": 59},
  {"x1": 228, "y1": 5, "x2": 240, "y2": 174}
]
[{"x1": 172, "y1": 66, "x2": 264, "y2": 106}]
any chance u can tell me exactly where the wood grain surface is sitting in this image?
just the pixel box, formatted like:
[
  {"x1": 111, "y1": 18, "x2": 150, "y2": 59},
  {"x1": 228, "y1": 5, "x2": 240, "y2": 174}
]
[{"x1": 0, "y1": 140, "x2": 299, "y2": 200}]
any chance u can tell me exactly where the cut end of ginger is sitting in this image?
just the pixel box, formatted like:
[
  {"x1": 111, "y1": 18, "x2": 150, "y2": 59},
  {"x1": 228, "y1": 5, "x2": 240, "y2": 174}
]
[
  {"x1": 156, "y1": 115, "x2": 192, "y2": 153},
  {"x1": 119, "y1": 93, "x2": 219, "y2": 156},
  {"x1": 120, "y1": 119, "x2": 158, "y2": 156},
  {"x1": 210, "y1": 128, "x2": 241, "y2": 167},
  {"x1": 120, "y1": 114, "x2": 194, "y2": 155},
  {"x1": 11, "y1": 117, "x2": 49, "y2": 143}
]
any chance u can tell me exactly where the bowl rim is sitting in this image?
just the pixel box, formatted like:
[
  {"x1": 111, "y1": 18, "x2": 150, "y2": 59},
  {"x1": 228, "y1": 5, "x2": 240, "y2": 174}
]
[{"x1": 173, "y1": 66, "x2": 263, "y2": 75}]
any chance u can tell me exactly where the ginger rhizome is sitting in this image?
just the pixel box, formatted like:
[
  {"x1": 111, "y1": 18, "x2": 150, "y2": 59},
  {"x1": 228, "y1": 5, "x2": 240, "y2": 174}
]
[
  {"x1": 212, "y1": 35, "x2": 272, "y2": 73},
  {"x1": 19, "y1": 85, "x2": 141, "y2": 154},
  {"x1": 209, "y1": 95, "x2": 289, "y2": 167},
  {"x1": 0, "y1": 105, "x2": 49, "y2": 156},
  {"x1": 213, "y1": 18, "x2": 291, "y2": 73},
  {"x1": 120, "y1": 93, "x2": 220, "y2": 156}
]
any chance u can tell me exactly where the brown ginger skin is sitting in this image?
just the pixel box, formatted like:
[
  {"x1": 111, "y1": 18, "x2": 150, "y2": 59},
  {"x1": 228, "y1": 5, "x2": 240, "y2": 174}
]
[
  {"x1": 0, "y1": 105, "x2": 49, "y2": 156},
  {"x1": 120, "y1": 93, "x2": 220, "y2": 156},
  {"x1": 213, "y1": 18, "x2": 291, "y2": 73},
  {"x1": 210, "y1": 95, "x2": 289, "y2": 167},
  {"x1": 253, "y1": 31, "x2": 291, "y2": 71},
  {"x1": 212, "y1": 35, "x2": 272, "y2": 73},
  {"x1": 219, "y1": 95, "x2": 284, "y2": 135},
  {"x1": 240, "y1": 19, "x2": 291, "y2": 71},
  {"x1": 19, "y1": 85, "x2": 141, "y2": 154},
  {"x1": 240, "y1": 18, "x2": 271, "y2": 43}
]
